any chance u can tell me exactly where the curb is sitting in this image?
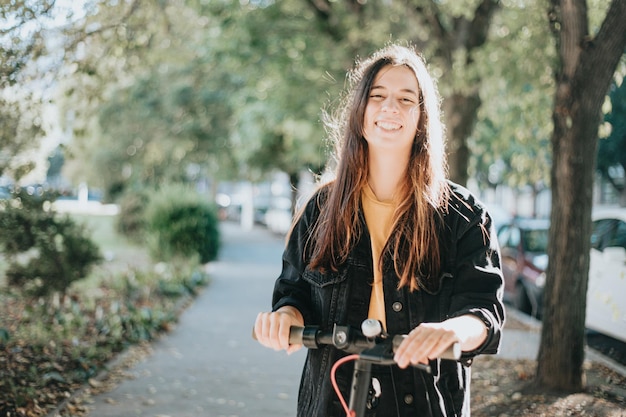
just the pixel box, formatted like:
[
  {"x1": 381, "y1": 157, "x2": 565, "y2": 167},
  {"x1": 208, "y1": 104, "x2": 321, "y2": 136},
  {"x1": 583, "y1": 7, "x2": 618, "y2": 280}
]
[
  {"x1": 585, "y1": 344, "x2": 626, "y2": 379},
  {"x1": 506, "y1": 307, "x2": 626, "y2": 379}
]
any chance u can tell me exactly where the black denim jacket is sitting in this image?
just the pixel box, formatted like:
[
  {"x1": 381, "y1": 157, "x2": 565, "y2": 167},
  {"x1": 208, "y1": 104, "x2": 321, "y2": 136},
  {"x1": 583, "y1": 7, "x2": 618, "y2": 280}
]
[{"x1": 272, "y1": 182, "x2": 505, "y2": 417}]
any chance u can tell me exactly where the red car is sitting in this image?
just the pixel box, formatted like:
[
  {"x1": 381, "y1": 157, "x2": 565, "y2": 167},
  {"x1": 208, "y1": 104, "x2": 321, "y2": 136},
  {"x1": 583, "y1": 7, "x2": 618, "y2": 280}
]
[{"x1": 497, "y1": 218, "x2": 550, "y2": 318}]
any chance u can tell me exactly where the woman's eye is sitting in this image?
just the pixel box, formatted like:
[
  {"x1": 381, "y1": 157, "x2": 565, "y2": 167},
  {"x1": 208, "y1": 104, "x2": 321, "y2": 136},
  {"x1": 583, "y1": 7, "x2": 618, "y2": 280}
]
[{"x1": 401, "y1": 97, "x2": 416, "y2": 104}]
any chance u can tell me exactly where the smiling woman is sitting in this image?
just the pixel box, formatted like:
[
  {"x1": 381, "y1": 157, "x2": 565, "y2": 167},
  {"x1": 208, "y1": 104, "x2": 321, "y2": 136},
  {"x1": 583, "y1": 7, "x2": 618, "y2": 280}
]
[{"x1": 254, "y1": 43, "x2": 505, "y2": 417}]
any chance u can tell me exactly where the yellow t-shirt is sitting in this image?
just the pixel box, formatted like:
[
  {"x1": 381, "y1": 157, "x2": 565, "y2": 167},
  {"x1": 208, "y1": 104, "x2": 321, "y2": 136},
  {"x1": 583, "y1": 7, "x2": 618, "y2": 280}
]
[{"x1": 361, "y1": 184, "x2": 398, "y2": 331}]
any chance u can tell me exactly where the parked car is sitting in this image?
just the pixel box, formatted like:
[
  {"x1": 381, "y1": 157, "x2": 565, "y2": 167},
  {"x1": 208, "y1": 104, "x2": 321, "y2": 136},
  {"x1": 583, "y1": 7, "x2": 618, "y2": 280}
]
[
  {"x1": 498, "y1": 209, "x2": 626, "y2": 343},
  {"x1": 586, "y1": 207, "x2": 626, "y2": 343},
  {"x1": 497, "y1": 218, "x2": 550, "y2": 318}
]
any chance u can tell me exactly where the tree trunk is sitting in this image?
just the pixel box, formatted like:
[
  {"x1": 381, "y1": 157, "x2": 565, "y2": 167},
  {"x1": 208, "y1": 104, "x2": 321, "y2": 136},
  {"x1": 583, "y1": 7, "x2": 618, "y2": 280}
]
[
  {"x1": 444, "y1": 93, "x2": 481, "y2": 186},
  {"x1": 415, "y1": 0, "x2": 500, "y2": 186},
  {"x1": 535, "y1": 0, "x2": 626, "y2": 392},
  {"x1": 289, "y1": 170, "x2": 300, "y2": 216}
]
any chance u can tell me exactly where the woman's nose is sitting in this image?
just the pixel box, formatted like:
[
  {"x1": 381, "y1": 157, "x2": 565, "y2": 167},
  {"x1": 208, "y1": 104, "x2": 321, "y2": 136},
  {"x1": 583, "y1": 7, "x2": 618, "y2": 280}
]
[{"x1": 382, "y1": 96, "x2": 399, "y2": 112}]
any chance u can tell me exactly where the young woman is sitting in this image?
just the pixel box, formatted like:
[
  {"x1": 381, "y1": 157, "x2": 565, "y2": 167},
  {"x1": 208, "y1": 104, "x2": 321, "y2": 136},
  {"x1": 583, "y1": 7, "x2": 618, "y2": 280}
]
[{"x1": 254, "y1": 43, "x2": 505, "y2": 417}]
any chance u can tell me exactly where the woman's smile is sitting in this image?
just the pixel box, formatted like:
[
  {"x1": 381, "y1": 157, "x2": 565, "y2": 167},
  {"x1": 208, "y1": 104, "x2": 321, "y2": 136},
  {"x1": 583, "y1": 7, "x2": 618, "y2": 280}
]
[{"x1": 375, "y1": 120, "x2": 402, "y2": 131}]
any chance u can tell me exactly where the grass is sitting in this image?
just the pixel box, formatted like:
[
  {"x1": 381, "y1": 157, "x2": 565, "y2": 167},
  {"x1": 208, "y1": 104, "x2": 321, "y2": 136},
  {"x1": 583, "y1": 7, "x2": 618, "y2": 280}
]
[
  {"x1": 70, "y1": 213, "x2": 151, "y2": 274},
  {"x1": 71, "y1": 214, "x2": 122, "y2": 248}
]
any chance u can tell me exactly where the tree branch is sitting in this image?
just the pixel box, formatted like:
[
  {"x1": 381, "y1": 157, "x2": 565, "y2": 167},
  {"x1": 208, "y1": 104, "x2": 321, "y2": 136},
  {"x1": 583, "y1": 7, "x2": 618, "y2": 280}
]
[
  {"x1": 409, "y1": 1, "x2": 452, "y2": 63},
  {"x1": 574, "y1": 0, "x2": 626, "y2": 117},
  {"x1": 466, "y1": 0, "x2": 500, "y2": 51},
  {"x1": 303, "y1": 0, "x2": 344, "y2": 42},
  {"x1": 591, "y1": 0, "x2": 626, "y2": 69},
  {"x1": 63, "y1": 0, "x2": 143, "y2": 51}
]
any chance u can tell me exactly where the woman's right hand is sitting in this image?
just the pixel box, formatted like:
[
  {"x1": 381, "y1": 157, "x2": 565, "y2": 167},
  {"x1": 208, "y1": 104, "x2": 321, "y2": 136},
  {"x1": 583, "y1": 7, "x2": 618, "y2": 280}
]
[{"x1": 254, "y1": 306, "x2": 304, "y2": 354}]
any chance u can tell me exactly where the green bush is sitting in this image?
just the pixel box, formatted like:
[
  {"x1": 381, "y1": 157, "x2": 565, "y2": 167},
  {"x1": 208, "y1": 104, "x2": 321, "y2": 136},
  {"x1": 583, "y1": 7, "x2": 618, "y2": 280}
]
[
  {"x1": 145, "y1": 184, "x2": 220, "y2": 263},
  {"x1": 0, "y1": 189, "x2": 102, "y2": 299},
  {"x1": 116, "y1": 188, "x2": 150, "y2": 242},
  {"x1": 0, "y1": 198, "x2": 213, "y2": 415}
]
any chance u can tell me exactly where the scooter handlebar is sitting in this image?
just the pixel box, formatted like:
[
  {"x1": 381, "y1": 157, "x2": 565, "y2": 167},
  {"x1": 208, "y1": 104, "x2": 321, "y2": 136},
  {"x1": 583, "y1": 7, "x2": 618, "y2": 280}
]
[{"x1": 254, "y1": 324, "x2": 461, "y2": 361}]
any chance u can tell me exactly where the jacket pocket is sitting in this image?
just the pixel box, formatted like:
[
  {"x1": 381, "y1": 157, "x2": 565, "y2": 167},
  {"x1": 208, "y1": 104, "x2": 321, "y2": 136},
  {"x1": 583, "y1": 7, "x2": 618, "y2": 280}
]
[
  {"x1": 302, "y1": 268, "x2": 348, "y2": 288},
  {"x1": 301, "y1": 268, "x2": 349, "y2": 327}
]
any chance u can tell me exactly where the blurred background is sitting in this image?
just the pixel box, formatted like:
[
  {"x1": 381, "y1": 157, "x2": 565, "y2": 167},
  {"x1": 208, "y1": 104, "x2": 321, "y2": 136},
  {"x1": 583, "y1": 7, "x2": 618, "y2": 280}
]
[
  {"x1": 1, "y1": 0, "x2": 625, "y2": 414},
  {"x1": 2, "y1": 0, "x2": 623, "y2": 221}
]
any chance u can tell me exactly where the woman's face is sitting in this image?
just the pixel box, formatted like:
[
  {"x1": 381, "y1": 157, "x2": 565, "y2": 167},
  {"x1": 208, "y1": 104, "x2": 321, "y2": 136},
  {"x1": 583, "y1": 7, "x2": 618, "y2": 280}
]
[{"x1": 363, "y1": 65, "x2": 421, "y2": 156}]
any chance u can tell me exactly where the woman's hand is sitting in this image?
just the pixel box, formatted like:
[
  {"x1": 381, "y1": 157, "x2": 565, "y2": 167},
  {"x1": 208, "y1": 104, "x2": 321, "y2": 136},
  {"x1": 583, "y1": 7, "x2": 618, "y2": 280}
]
[
  {"x1": 393, "y1": 315, "x2": 487, "y2": 369},
  {"x1": 254, "y1": 306, "x2": 304, "y2": 355}
]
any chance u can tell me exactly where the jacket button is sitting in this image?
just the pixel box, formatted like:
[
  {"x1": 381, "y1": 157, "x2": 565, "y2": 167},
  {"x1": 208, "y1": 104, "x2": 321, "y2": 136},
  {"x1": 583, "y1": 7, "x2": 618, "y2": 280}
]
[
  {"x1": 404, "y1": 394, "x2": 414, "y2": 404},
  {"x1": 392, "y1": 302, "x2": 403, "y2": 312}
]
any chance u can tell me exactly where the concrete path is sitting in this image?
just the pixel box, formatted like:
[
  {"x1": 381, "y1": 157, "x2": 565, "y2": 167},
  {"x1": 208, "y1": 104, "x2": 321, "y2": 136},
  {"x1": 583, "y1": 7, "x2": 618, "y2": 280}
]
[
  {"x1": 86, "y1": 222, "x2": 306, "y2": 417},
  {"x1": 498, "y1": 315, "x2": 541, "y2": 360}
]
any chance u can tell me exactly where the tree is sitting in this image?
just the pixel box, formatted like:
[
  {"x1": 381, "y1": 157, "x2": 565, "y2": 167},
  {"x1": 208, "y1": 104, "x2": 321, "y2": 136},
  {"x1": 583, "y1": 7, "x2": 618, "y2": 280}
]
[
  {"x1": 217, "y1": 1, "x2": 345, "y2": 204},
  {"x1": 58, "y1": 0, "x2": 202, "y2": 196},
  {"x1": 470, "y1": 0, "x2": 554, "y2": 197},
  {"x1": 56, "y1": 0, "x2": 556, "y2": 204},
  {"x1": 54, "y1": 0, "x2": 615, "y2": 215},
  {"x1": 0, "y1": 95, "x2": 43, "y2": 180},
  {"x1": 536, "y1": 0, "x2": 626, "y2": 392},
  {"x1": 91, "y1": 58, "x2": 239, "y2": 200},
  {"x1": 184, "y1": 1, "x2": 424, "y2": 207},
  {"x1": 0, "y1": 0, "x2": 54, "y2": 87},
  {"x1": 0, "y1": 0, "x2": 56, "y2": 181}
]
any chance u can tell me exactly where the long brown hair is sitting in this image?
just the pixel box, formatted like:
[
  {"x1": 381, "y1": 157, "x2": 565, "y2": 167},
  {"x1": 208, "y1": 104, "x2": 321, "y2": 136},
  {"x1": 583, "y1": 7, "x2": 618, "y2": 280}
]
[{"x1": 304, "y1": 43, "x2": 449, "y2": 292}]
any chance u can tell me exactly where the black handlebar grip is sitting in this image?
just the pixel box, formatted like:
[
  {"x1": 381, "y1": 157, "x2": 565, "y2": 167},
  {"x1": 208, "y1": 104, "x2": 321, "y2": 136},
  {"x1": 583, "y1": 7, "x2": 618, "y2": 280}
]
[
  {"x1": 252, "y1": 325, "x2": 317, "y2": 348},
  {"x1": 289, "y1": 326, "x2": 304, "y2": 345}
]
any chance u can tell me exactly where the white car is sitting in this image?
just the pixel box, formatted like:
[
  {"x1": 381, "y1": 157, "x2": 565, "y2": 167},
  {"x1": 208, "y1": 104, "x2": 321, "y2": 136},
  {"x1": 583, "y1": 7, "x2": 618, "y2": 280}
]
[{"x1": 586, "y1": 207, "x2": 626, "y2": 343}]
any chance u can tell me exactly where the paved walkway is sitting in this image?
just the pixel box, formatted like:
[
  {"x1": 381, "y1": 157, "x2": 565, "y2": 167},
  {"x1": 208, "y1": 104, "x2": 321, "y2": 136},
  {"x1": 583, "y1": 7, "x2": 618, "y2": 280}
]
[{"x1": 86, "y1": 222, "x2": 305, "y2": 417}]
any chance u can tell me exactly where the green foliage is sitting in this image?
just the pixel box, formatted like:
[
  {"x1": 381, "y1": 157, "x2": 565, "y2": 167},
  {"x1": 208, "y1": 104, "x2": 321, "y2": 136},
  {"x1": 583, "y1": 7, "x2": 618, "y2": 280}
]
[
  {"x1": 0, "y1": 1, "x2": 56, "y2": 182},
  {"x1": 469, "y1": 0, "x2": 555, "y2": 190},
  {"x1": 0, "y1": 0, "x2": 55, "y2": 88},
  {"x1": 2, "y1": 0, "x2": 619, "y2": 204},
  {"x1": 0, "y1": 95, "x2": 44, "y2": 181},
  {"x1": 116, "y1": 188, "x2": 150, "y2": 242},
  {"x1": 58, "y1": 0, "x2": 238, "y2": 197},
  {"x1": 0, "y1": 200, "x2": 211, "y2": 413},
  {"x1": 0, "y1": 261, "x2": 210, "y2": 413},
  {"x1": 597, "y1": 73, "x2": 626, "y2": 199},
  {"x1": 145, "y1": 184, "x2": 220, "y2": 264},
  {"x1": 0, "y1": 189, "x2": 102, "y2": 299},
  {"x1": 92, "y1": 64, "x2": 239, "y2": 198},
  {"x1": 92, "y1": 296, "x2": 178, "y2": 346},
  {"x1": 64, "y1": 0, "x2": 555, "y2": 191},
  {"x1": 0, "y1": 328, "x2": 9, "y2": 343},
  {"x1": 59, "y1": 0, "x2": 442, "y2": 192}
]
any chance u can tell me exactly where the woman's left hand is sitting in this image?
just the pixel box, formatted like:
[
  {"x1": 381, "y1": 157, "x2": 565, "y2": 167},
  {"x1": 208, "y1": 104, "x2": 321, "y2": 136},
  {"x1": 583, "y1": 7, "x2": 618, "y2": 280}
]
[
  {"x1": 393, "y1": 314, "x2": 488, "y2": 369},
  {"x1": 393, "y1": 322, "x2": 459, "y2": 369}
]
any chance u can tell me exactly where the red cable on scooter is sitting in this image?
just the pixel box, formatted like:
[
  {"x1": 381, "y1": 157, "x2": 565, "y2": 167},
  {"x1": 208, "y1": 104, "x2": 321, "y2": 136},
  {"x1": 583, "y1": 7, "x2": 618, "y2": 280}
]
[{"x1": 330, "y1": 354, "x2": 360, "y2": 417}]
